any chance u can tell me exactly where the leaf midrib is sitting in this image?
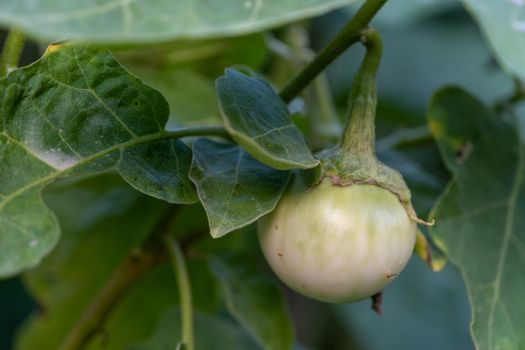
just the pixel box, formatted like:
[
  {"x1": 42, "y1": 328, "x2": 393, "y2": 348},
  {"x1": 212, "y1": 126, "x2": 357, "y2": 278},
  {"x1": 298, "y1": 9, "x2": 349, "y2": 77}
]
[
  {"x1": 0, "y1": 130, "x2": 177, "y2": 210},
  {"x1": 486, "y1": 144, "x2": 525, "y2": 349},
  {"x1": 213, "y1": 148, "x2": 244, "y2": 236}
]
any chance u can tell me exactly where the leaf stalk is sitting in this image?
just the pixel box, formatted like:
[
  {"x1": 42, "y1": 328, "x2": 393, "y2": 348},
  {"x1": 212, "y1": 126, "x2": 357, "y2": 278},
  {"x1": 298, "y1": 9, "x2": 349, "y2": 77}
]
[
  {"x1": 165, "y1": 236, "x2": 194, "y2": 350},
  {"x1": 0, "y1": 29, "x2": 25, "y2": 78}
]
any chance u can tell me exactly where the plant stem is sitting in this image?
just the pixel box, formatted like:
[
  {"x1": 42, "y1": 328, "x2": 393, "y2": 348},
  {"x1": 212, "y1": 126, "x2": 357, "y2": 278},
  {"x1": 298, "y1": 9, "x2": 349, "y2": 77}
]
[
  {"x1": 278, "y1": 0, "x2": 388, "y2": 103},
  {"x1": 339, "y1": 28, "x2": 382, "y2": 160},
  {"x1": 59, "y1": 206, "x2": 181, "y2": 350},
  {"x1": 165, "y1": 236, "x2": 194, "y2": 350},
  {"x1": 166, "y1": 125, "x2": 230, "y2": 139},
  {"x1": 0, "y1": 29, "x2": 25, "y2": 78}
]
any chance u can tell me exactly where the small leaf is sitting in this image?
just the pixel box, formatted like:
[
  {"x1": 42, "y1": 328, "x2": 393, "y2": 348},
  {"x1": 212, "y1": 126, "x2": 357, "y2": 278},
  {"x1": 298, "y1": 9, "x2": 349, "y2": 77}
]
[
  {"x1": 216, "y1": 69, "x2": 318, "y2": 170},
  {"x1": 0, "y1": 45, "x2": 197, "y2": 276},
  {"x1": 429, "y1": 87, "x2": 525, "y2": 350},
  {"x1": 211, "y1": 254, "x2": 294, "y2": 350},
  {"x1": 189, "y1": 139, "x2": 290, "y2": 238},
  {"x1": 129, "y1": 308, "x2": 258, "y2": 350}
]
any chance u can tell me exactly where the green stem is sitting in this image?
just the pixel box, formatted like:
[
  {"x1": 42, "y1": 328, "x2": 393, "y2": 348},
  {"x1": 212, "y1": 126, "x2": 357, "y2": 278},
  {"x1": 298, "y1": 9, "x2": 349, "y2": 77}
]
[
  {"x1": 0, "y1": 29, "x2": 25, "y2": 78},
  {"x1": 278, "y1": 0, "x2": 388, "y2": 103},
  {"x1": 59, "y1": 206, "x2": 181, "y2": 350},
  {"x1": 165, "y1": 236, "x2": 194, "y2": 350},
  {"x1": 166, "y1": 125, "x2": 230, "y2": 139},
  {"x1": 339, "y1": 28, "x2": 382, "y2": 160}
]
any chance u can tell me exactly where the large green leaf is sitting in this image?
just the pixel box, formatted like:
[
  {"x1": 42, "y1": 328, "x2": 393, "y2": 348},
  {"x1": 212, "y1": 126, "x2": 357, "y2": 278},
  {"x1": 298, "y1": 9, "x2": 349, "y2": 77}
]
[
  {"x1": 0, "y1": 45, "x2": 197, "y2": 277},
  {"x1": 216, "y1": 69, "x2": 319, "y2": 170},
  {"x1": 189, "y1": 139, "x2": 290, "y2": 238},
  {"x1": 461, "y1": 0, "x2": 525, "y2": 81},
  {"x1": 428, "y1": 87, "x2": 525, "y2": 350},
  {"x1": 129, "y1": 308, "x2": 258, "y2": 350},
  {"x1": 211, "y1": 254, "x2": 294, "y2": 350},
  {"x1": 0, "y1": 0, "x2": 359, "y2": 44}
]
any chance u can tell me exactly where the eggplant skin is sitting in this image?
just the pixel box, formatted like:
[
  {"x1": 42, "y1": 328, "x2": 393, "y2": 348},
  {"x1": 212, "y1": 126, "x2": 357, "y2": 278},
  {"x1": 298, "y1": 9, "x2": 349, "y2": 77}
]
[{"x1": 258, "y1": 179, "x2": 416, "y2": 303}]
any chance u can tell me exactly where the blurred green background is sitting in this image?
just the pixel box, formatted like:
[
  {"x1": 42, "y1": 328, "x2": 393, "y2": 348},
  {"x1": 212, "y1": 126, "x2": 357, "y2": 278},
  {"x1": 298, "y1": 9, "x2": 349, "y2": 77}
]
[{"x1": 0, "y1": 1, "x2": 514, "y2": 349}]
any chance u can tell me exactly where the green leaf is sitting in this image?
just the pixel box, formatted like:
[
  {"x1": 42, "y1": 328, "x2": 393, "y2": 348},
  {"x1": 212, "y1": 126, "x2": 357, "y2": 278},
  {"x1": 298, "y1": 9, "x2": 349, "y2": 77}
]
[
  {"x1": 15, "y1": 175, "x2": 178, "y2": 350},
  {"x1": 460, "y1": 0, "x2": 525, "y2": 81},
  {"x1": 216, "y1": 69, "x2": 319, "y2": 170},
  {"x1": 0, "y1": 0, "x2": 360, "y2": 44},
  {"x1": 211, "y1": 254, "x2": 294, "y2": 350},
  {"x1": 129, "y1": 308, "x2": 258, "y2": 350},
  {"x1": 189, "y1": 139, "x2": 290, "y2": 238},
  {"x1": 0, "y1": 45, "x2": 198, "y2": 277},
  {"x1": 428, "y1": 87, "x2": 525, "y2": 350}
]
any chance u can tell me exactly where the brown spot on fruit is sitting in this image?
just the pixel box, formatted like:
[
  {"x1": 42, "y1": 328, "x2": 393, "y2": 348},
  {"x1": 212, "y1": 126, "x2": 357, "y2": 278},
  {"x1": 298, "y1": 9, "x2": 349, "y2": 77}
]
[{"x1": 385, "y1": 270, "x2": 398, "y2": 279}]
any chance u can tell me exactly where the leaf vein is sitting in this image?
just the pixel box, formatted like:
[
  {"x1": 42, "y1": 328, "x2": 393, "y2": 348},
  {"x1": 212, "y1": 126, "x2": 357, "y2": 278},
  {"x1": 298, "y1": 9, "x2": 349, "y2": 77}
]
[
  {"x1": 0, "y1": 131, "x2": 175, "y2": 210},
  {"x1": 487, "y1": 145, "x2": 525, "y2": 349},
  {"x1": 214, "y1": 149, "x2": 244, "y2": 234},
  {"x1": 72, "y1": 48, "x2": 137, "y2": 137},
  {"x1": 30, "y1": 103, "x2": 82, "y2": 158}
]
